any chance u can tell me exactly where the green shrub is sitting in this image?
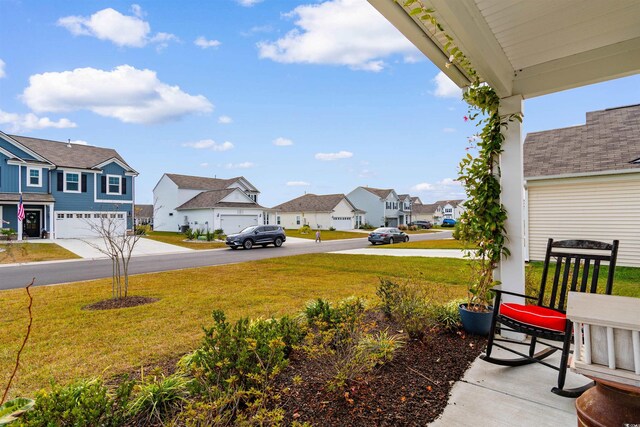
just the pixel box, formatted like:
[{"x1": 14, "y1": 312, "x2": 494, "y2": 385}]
[
  {"x1": 429, "y1": 299, "x2": 464, "y2": 332},
  {"x1": 134, "y1": 224, "x2": 151, "y2": 235},
  {"x1": 186, "y1": 310, "x2": 305, "y2": 393},
  {"x1": 398, "y1": 224, "x2": 407, "y2": 231},
  {"x1": 452, "y1": 221, "x2": 462, "y2": 240},
  {"x1": 303, "y1": 297, "x2": 366, "y2": 331},
  {"x1": 358, "y1": 223, "x2": 375, "y2": 230},
  {"x1": 128, "y1": 373, "x2": 191, "y2": 424},
  {"x1": 408, "y1": 225, "x2": 418, "y2": 231},
  {"x1": 298, "y1": 224, "x2": 312, "y2": 234},
  {"x1": 0, "y1": 398, "x2": 34, "y2": 425},
  {"x1": 22, "y1": 378, "x2": 133, "y2": 427},
  {"x1": 205, "y1": 230, "x2": 214, "y2": 241},
  {"x1": 328, "y1": 226, "x2": 336, "y2": 231},
  {"x1": 376, "y1": 278, "x2": 399, "y2": 317},
  {"x1": 375, "y1": 279, "x2": 430, "y2": 339},
  {"x1": 184, "y1": 228, "x2": 195, "y2": 240}
]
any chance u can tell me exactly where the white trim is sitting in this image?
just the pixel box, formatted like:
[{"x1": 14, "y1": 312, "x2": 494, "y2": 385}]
[
  {"x1": 106, "y1": 174, "x2": 122, "y2": 195},
  {"x1": 26, "y1": 167, "x2": 41, "y2": 187},
  {"x1": 0, "y1": 146, "x2": 23, "y2": 160},
  {"x1": 526, "y1": 168, "x2": 640, "y2": 182},
  {"x1": 64, "y1": 171, "x2": 81, "y2": 193},
  {"x1": 6, "y1": 159, "x2": 55, "y2": 169},
  {"x1": 0, "y1": 131, "x2": 53, "y2": 164},
  {"x1": 93, "y1": 157, "x2": 138, "y2": 175},
  {"x1": 94, "y1": 199, "x2": 134, "y2": 204}
]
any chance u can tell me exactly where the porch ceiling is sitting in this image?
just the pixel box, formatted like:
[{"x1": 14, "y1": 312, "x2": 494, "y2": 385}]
[{"x1": 369, "y1": 0, "x2": 640, "y2": 98}]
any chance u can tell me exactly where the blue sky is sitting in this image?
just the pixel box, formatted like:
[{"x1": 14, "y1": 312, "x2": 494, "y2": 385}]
[{"x1": 1, "y1": 0, "x2": 639, "y2": 206}]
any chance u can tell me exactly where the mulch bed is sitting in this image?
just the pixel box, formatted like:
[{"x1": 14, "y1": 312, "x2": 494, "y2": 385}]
[
  {"x1": 83, "y1": 296, "x2": 159, "y2": 311},
  {"x1": 272, "y1": 312, "x2": 486, "y2": 426}
]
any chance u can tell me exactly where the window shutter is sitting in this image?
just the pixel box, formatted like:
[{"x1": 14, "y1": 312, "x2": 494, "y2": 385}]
[
  {"x1": 57, "y1": 172, "x2": 63, "y2": 191},
  {"x1": 101, "y1": 176, "x2": 107, "y2": 193},
  {"x1": 81, "y1": 174, "x2": 87, "y2": 193},
  {"x1": 122, "y1": 178, "x2": 127, "y2": 195}
]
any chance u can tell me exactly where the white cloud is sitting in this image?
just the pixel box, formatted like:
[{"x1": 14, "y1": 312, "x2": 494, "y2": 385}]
[
  {"x1": 70, "y1": 139, "x2": 88, "y2": 145},
  {"x1": 442, "y1": 127, "x2": 456, "y2": 133},
  {"x1": 57, "y1": 7, "x2": 176, "y2": 48},
  {"x1": 257, "y1": 0, "x2": 418, "y2": 72},
  {"x1": 22, "y1": 65, "x2": 213, "y2": 124},
  {"x1": 218, "y1": 115, "x2": 233, "y2": 124},
  {"x1": 286, "y1": 181, "x2": 310, "y2": 186},
  {"x1": 200, "y1": 162, "x2": 209, "y2": 168},
  {"x1": 0, "y1": 59, "x2": 5, "y2": 79},
  {"x1": 194, "y1": 36, "x2": 221, "y2": 49},
  {"x1": 226, "y1": 162, "x2": 254, "y2": 169},
  {"x1": 0, "y1": 109, "x2": 77, "y2": 132},
  {"x1": 411, "y1": 178, "x2": 465, "y2": 200},
  {"x1": 182, "y1": 139, "x2": 234, "y2": 151},
  {"x1": 433, "y1": 72, "x2": 462, "y2": 98},
  {"x1": 273, "y1": 137, "x2": 293, "y2": 146},
  {"x1": 411, "y1": 182, "x2": 434, "y2": 192},
  {"x1": 315, "y1": 150, "x2": 353, "y2": 161},
  {"x1": 358, "y1": 169, "x2": 375, "y2": 178},
  {"x1": 237, "y1": 0, "x2": 263, "y2": 6}
]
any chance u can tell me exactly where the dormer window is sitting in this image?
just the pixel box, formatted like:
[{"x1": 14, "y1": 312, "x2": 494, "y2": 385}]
[
  {"x1": 27, "y1": 167, "x2": 41, "y2": 187},
  {"x1": 64, "y1": 172, "x2": 80, "y2": 193},
  {"x1": 107, "y1": 175, "x2": 122, "y2": 195}
]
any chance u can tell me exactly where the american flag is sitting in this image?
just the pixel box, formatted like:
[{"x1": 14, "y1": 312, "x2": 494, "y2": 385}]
[{"x1": 17, "y1": 194, "x2": 25, "y2": 222}]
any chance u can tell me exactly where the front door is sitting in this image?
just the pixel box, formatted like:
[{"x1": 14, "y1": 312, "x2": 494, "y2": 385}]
[{"x1": 24, "y1": 210, "x2": 41, "y2": 238}]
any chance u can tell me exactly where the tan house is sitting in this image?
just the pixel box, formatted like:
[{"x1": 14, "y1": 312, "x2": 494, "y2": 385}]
[
  {"x1": 411, "y1": 202, "x2": 438, "y2": 222},
  {"x1": 268, "y1": 193, "x2": 364, "y2": 230},
  {"x1": 525, "y1": 104, "x2": 640, "y2": 267}
]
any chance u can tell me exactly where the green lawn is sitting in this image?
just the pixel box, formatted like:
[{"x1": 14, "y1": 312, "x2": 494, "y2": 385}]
[
  {"x1": 0, "y1": 254, "x2": 468, "y2": 398},
  {"x1": 142, "y1": 231, "x2": 226, "y2": 250},
  {"x1": 285, "y1": 229, "x2": 366, "y2": 240},
  {"x1": 375, "y1": 238, "x2": 473, "y2": 250},
  {"x1": 0, "y1": 243, "x2": 79, "y2": 264},
  {"x1": 1, "y1": 253, "x2": 638, "y2": 399}
]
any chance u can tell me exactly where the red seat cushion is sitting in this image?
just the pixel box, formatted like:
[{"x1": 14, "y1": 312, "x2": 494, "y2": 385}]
[{"x1": 499, "y1": 303, "x2": 567, "y2": 332}]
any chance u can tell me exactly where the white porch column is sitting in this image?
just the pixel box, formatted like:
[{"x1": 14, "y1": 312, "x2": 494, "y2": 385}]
[
  {"x1": 17, "y1": 165, "x2": 23, "y2": 241},
  {"x1": 49, "y1": 204, "x2": 55, "y2": 239},
  {"x1": 496, "y1": 94, "x2": 525, "y2": 300}
]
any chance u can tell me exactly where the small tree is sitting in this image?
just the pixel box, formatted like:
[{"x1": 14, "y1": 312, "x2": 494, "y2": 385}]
[{"x1": 82, "y1": 209, "x2": 141, "y2": 299}]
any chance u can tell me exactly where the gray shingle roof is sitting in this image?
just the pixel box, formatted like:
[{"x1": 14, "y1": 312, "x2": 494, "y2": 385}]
[
  {"x1": 134, "y1": 204, "x2": 154, "y2": 218},
  {"x1": 9, "y1": 134, "x2": 133, "y2": 170},
  {"x1": 176, "y1": 189, "x2": 263, "y2": 210},
  {"x1": 412, "y1": 202, "x2": 438, "y2": 214},
  {"x1": 271, "y1": 193, "x2": 361, "y2": 213},
  {"x1": 524, "y1": 104, "x2": 640, "y2": 178},
  {"x1": 0, "y1": 193, "x2": 56, "y2": 203},
  {"x1": 166, "y1": 173, "x2": 244, "y2": 191},
  {"x1": 362, "y1": 187, "x2": 394, "y2": 198},
  {"x1": 410, "y1": 196, "x2": 422, "y2": 205}
]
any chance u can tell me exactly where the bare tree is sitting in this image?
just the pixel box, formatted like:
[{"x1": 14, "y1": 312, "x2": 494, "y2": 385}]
[{"x1": 81, "y1": 209, "x2": 142, "y2": 299}]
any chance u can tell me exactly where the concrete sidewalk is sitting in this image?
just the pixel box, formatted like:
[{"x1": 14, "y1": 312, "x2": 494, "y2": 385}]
[
  {"x1": 329, "y1": 248, "x2": 466, "y2": 258},
  {"x1": 431, "y1": 342, "x2": 579, "y2": 426}
]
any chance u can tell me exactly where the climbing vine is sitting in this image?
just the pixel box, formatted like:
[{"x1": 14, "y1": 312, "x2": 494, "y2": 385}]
[{"x1": 403, "y1": 0, "x2": 522, "y2": 309}]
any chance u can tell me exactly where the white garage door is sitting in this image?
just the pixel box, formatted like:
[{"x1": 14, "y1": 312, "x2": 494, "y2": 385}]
[
  {"x1": 55, "y1": 211, "x2": 127, "y2": 239},
  {"x1": 331, "y1": 216, "x2": 353, "y2": 230},
  {"x1": 220, "y1": 215, "x2": 258, "y2": 234}
]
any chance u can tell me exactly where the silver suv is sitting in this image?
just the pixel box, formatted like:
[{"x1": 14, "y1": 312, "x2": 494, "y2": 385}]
[{"x1": 225, "y1": 225, "x2": 286, "y2": 250}]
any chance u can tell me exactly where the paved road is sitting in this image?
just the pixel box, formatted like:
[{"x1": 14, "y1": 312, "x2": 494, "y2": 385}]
[{"x1": 0, "y1": 231, "x2": 452, "y2": 290}]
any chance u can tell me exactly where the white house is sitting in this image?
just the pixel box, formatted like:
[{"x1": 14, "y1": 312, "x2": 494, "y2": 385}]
[
  {"x1": 524, "y1": 104, "x2": 640, "y2": 267},
  {"x1": 268, "y1": 193, "x2": 364, "y2": 230},
  {"x1": 412, "y1": 202, "x2": 438, "y2": 223},
  {"x1": 346, "y1": 187, "x2": 406, "y2": 227},
  {"x1": 153, "y1": 174, "x2": 263, "y2": 234},
  {"x1": 433, "y1": 199, "x2": 465, "y2": 224}
]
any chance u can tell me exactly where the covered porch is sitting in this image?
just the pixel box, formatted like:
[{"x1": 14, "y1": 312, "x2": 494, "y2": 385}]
[{"x1": 0, "y1": 193, "x2": 56, "y2": 240}]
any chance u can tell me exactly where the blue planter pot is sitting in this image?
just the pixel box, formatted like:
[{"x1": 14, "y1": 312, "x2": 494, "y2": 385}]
[{"x1": 459, "y1": 304, "x2": 493, "y2": 336}]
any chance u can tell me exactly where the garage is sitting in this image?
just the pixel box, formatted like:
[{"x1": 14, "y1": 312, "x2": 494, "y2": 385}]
[
  {"x1": 331, "y1": 216, "x2": 353, "y2": 230},
  {"x1": 219, "y1": 214, "x2": 259, "y2": 235},
  {"x1": 55, "y1": 211, "x2": 127, "y2": 239}
]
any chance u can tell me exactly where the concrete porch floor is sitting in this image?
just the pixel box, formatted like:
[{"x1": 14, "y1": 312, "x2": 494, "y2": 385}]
[{"x1": 431, "y1": 341, "x2": 580, "y2": 426}]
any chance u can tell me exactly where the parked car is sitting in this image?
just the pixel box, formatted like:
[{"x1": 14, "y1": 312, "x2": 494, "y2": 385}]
[
  {"x1": 441, "y1": 218, "x2": 457, "y2": 227},
  {"x1": 226, "y1": 225, "x2": 286, "y2": 250},
  {"x1": 368, "y1": 227, "x2": 409, "y2": 245},
  {"x1": 409, "y1": 220, "x2": 433, "y2": 229}
]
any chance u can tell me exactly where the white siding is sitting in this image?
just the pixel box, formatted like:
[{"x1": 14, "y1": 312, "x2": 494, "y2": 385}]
[{"x1": 527, "y1": 174, "x2": 640, "y2": 267}]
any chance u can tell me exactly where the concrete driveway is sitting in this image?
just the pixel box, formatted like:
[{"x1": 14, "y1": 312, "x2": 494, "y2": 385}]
[{"x1": 55, "y1": 237, "x2": 193, "y2": 259}]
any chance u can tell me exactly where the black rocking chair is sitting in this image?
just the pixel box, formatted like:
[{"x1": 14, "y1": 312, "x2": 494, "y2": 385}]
[{"x1": 481, "y1": 238, "x2": 619, "y2": 397}]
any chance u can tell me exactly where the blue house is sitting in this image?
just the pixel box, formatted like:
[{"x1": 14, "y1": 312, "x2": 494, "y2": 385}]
[{"x1": 0, "y1": 131, "x2": 138, "y2": 239}]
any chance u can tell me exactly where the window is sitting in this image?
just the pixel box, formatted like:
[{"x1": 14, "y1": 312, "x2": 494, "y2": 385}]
[
  {"x1": 84, "y1": 214, "x2": 91, "y2": 218},
  {"x1": 64, "y1": 172, "x2": 80, "y2": 192},
  {"x1": 27, "y1": 168, "x2": 41, "y2": 187},
  {"x1": 117, "y1": 213, "x2": 124, "y2": 219},
  {"x1": 110, "y1": 213, "x2": 116, "y2": 218},
  {"x1": 296, "y1": 216, "x2": 301, "y2": 225},
  {"x1": 76, "y1": 214, "x2": 83, "y2": 219},
  {"x1": 94, "y1": 213, "x2": 100, "y2": 218},
  {"x1": 66, "y1": 214, "x2": 73, "y2": 218},
  {"x1": 385, "y1": 202, "x2": 390, "y2": 209},
  {"x1": 107, "y1": 175, "x2": 122, "y2": 195},
  {"x1": 57, "y1": 213, "x2": 64, "y2": 219},
  {"x1": 276, "y1": 216, "x2": 281, "y2": 225}
]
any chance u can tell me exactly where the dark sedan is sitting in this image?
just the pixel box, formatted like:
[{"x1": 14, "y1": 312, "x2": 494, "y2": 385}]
[{"x1": 368, "y1": 227, "x2": 409, "y2": 245}]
